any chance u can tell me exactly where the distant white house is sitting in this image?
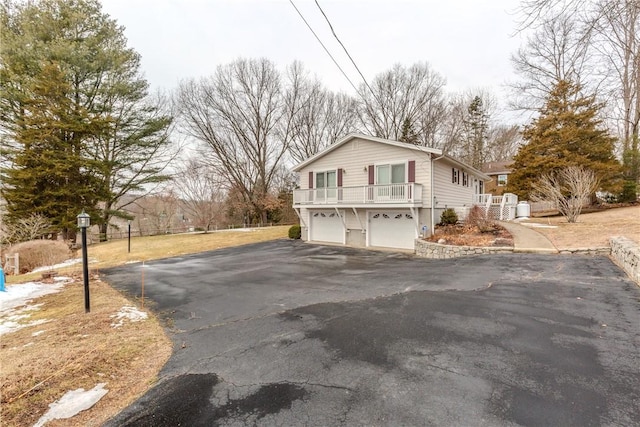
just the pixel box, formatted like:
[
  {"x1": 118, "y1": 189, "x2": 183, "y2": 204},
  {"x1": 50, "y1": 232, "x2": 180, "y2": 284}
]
[{"x1": 292, "y1": 134, "x2": 495, "y2": 251}]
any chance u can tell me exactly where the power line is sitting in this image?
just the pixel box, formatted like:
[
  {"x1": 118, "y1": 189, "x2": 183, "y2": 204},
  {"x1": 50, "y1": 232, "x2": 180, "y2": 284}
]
[
  {"x1": 314, "y1": 0, "x2": 377, "y2": 99},
  {"x1": 288, "y1": 0, "x2": 360, "y2": 94}
]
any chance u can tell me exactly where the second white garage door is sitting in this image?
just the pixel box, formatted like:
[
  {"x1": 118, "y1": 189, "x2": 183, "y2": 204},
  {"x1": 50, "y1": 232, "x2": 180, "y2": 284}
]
[
  {"x1": 310, "y1": 210, "x2": 345, "y2": 244},
  {"x1": 369, "y1": 211, "x2": 416, "y2": 250}
]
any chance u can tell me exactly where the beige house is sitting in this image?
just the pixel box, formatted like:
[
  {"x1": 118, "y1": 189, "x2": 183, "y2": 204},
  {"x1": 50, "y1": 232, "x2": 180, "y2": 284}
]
[{"x1": 292, "y1": 134, "x2": 491, "y2": 250}]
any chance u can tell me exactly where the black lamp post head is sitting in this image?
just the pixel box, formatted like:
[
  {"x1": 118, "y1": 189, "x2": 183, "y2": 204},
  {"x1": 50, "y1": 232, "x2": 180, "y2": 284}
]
[{"x1": 77, "y1": 210, "x2": 90, "y2": 229}]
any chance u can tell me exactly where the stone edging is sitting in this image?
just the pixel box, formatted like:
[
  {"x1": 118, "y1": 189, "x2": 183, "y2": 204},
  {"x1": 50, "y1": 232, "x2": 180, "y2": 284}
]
[
  {"x1": 558, "y1": 247, "x2": 611, "y2": 256},
  {"x1": 415, "y1": 239, "x2": 513, "y2": 259},
  {"x1": 610, "y1": 237, "x2": 640, "y2": 284},
  {"x1": 414, "y1": 240, "x2": 611, "y2": 259}
]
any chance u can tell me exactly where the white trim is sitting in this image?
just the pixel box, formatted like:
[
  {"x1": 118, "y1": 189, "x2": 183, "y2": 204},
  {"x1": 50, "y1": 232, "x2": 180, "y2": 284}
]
[
  {"x1": 293, "y1": 134, "x2": 490, "y2": 181},
  {"x1": 293, "y1": 134, "x2": 442, "y2": 171}
]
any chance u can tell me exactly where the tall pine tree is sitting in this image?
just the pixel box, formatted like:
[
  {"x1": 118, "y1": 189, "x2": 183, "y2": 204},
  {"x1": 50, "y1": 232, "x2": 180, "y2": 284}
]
[
  {"x1": 508, "y1": 80, "x2": 620, "y2": 199},
  {"x1": 2, "y1": 63, "x2": 105, "y2": 238},
  {"x1": 0, "y1": 0, "x2": 174, "y2": 241},
  {"x1": 462, "y1": 96, "x2": 489, "y2": 168}
]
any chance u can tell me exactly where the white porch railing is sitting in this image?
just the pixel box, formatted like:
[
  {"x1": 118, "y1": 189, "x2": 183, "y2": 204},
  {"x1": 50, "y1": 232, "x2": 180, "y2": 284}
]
[
  {"x1": 472, "y1": 193, "x2": 518, "y2": 220},
  {"x1": 293, "y1": 183, "x2": 423, "y2": 206}
]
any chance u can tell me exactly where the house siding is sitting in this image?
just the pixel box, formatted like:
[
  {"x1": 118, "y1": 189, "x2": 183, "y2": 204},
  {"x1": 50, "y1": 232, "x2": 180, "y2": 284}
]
[
  {"x1": 298, "y1": 137, "x2": 433, "y2": 206},
  {"x1": 433, "y1": 159, "x2": 479, "y2": 209}
]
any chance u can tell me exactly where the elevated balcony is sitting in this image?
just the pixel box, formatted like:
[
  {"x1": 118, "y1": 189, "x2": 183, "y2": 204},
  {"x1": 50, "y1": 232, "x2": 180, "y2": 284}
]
[{"x1": 293, "y1": 183, "x2": 423, "y2": 208}]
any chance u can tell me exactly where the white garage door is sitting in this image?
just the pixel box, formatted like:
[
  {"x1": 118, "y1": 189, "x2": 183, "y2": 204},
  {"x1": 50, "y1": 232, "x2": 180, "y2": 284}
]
[
  {"x1": 310, "y1": 210, "x2": 344, "y2": 244},
  {"x1": 369, "y1": 211, "x2": 416, "y2": 249}
]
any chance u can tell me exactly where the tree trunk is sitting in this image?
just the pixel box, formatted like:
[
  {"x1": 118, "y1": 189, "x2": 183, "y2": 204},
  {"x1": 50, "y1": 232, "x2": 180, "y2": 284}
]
[{"x1": 99, "y1": 222, "x2": 108, "y2": 242}]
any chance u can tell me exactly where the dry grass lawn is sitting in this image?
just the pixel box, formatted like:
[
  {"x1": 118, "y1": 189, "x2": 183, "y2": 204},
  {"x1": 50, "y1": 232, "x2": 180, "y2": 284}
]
[
  {"x1": 1, "y1": 275, "x2": 172, "y2": 427},
  {"x1": 525, "y1": 205, "x2": 640, "y2": 249},
  {"x1": 7, "y1": 226, "x2": 289, "y2": 284},
  {"x1": 1, "y1": 227, "x2": 289, "y2": 426}
]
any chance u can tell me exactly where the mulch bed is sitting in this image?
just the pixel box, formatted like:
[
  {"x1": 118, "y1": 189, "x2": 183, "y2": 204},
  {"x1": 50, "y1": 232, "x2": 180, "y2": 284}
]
[{"x1": 426, "y1": 224, "x2": 514, "y2": 247}]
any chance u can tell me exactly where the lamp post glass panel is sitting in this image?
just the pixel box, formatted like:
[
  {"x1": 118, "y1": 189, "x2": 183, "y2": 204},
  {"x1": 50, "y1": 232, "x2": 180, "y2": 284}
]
[{"x1": 77, "y1": 211, "x2": 91, "y2": 313}]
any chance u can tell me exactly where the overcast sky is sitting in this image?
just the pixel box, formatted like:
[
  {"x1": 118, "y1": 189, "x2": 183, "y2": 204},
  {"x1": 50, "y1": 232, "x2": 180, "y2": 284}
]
[{"x1": 101, "y1": 0, "x2": 526, "y2": 117}]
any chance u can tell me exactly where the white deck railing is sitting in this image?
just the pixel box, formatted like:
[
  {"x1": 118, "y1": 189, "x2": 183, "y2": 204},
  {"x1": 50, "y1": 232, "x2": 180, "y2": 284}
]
[
  {"x1": 472, "y1": 193, "x2": 519, "y2": 220},
  {"x1": 473, "y1": 193, "x2": 518, "y2": 206},
  {"x1": 293, "y1": 183, "x2": 423, "y2": 205}
]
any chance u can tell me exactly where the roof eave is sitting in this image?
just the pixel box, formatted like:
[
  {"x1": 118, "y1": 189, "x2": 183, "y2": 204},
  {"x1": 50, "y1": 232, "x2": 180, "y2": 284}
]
[{"x1": 292, "y1": 133, "x2": 442, "y2": 171}]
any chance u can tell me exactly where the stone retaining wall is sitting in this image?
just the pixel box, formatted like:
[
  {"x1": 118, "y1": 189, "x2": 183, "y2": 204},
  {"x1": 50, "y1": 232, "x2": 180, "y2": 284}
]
[
  {"x1": 558, "y1": 248, "x2": 611, "y2": 256},
  {"x1": 415, "y1": 239, "x2": 513, "y2": 259},
  {"x1": 610, "y1": 237, "x2": 640, "y2": 284},
  {"x1": 415, "y1": 240, "x2": 613, "y2": 259}
]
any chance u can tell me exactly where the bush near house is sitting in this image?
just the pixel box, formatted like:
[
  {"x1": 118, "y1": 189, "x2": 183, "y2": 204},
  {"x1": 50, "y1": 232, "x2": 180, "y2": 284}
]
[
  {"x1": 288, "y1": 225, "x2": 302, "y2": 239},
  {"x1": 5, "y1": 240, "x2": 70, "y2": 274},
  {"x1": 439, "y1": 208, "x2": 459, "y2": 225},
  {"x1": 465, "y1": 206, "x2": 496, "y2": 233}
]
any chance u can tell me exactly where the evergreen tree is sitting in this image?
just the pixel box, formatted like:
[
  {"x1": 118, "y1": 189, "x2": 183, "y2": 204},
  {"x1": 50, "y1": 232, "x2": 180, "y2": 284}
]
[
  {"x1": 508, "y1": 80, "x2": 620, "y2": 199},
  {"x1": 0, "y1": 0, "x2": 174, "y2": 241},
  {"x1": 399, "y1": 117, "x2": 420, "y2": 144},
  {"x1": 461, "y1": 96, "x2": 489, "y2": 168},
  {"x1": 2, "y1": 63, "x2": 105, "y2": 239}
]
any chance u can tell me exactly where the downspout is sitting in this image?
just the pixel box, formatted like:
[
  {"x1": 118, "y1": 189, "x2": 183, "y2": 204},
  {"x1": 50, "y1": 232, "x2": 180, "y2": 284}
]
[{"x1": 430, "y1": 153, "x2": 446, "y2": 236}]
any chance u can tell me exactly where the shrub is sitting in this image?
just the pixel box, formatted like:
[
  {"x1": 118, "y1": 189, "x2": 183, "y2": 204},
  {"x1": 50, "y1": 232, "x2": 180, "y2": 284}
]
[
  {"x1": 618, "y1": 180, "x2": 638, "y2": 203},
  {"x1": 439, "y1": 208, "x2": 458, "y2": 225},
  {"x1": 5, "y1": 239, "x2": 71, "y2": 274},
  {"x1": 465, "y1": 205, "x2": 496, "y2": 233},
  {"x1": 288, "y1": 225, "x2": 302, "y2": 239}
]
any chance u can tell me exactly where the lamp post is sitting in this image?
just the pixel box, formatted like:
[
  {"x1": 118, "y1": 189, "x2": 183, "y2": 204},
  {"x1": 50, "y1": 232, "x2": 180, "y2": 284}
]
[
  {"x1": 77, "y1": 210, "x2": 91, "y2": 313},
  {"x1": 127, "y1": 219, "x2": 131, "y2": 253}
]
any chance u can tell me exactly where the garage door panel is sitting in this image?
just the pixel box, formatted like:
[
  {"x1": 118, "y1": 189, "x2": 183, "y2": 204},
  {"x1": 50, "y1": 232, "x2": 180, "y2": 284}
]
[
  {"x1": 369, "y1": 211, "x2": 416, "y2": 249},
  {"x1": 310, "y1": 210, "x2": 344, "y2": 244}
]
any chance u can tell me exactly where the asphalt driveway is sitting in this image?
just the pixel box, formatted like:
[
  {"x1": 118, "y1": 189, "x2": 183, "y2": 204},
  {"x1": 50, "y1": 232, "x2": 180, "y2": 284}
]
[{"x1": 102, "y1": 240, "x2": 640, "y2": 426}]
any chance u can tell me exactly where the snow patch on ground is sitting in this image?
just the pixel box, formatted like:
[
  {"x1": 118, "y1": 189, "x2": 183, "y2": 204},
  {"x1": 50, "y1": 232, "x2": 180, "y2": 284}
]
[
  {"x1": 522, "y1": 223, "x2": 558, "y2": 229},
  {"x1": 34, "y1": 383, "x2": 108, "y2": 427},
  {"x1": 32, "y1": 258, "x2": 83, "y2": 272},
  {"x1": 110, "y1": 305, "x2": 148, "y2": 328},
  {"x1": 0, "y1": 277, "x2": 72, "y2": 335}
]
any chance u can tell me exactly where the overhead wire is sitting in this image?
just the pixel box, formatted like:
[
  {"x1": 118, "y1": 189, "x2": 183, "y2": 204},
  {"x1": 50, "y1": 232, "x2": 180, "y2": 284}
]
[
  {"x1": 288, "y1": 0, "x2": 360, "y2": 94},
  {"x1": 313, "y1": 0, "x2": 377, "y2": 99}
]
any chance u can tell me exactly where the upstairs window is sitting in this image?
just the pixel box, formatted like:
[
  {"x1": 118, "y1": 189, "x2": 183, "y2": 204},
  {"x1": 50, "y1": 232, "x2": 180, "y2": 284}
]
[
  {"x1": 452, "y1": 168, "x2": 459, "y2": 184},
  {"x1": 316, "y1": 170, "x2": 336, "y2": 188},
  {"x1": 377, "y1": 163, "x2": 406, "y2": 184},
  {"x1": 497, "y1": 174, "x2": 508, "y2": 186}
]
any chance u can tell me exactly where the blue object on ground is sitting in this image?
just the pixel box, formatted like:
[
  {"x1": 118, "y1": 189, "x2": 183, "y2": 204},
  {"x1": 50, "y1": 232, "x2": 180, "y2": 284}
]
[{"x1": 0, "y1": 265, "x2": 5, "y2": 292}]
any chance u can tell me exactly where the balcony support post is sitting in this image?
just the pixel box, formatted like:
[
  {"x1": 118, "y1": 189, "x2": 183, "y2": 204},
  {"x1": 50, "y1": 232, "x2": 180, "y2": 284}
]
[
  {"x1": 409, "y1": 206, "x2": 420, "y2": 237},
  {"x1": 293, "y1": 208, "x2": 307, "y2": 227},
  {"x1": 351, "y1": 208, "x2": 366, "y2": 232}
]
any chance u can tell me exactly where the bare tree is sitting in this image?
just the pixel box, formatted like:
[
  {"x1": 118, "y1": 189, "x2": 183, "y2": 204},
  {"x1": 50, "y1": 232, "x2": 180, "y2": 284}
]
[
  {"x1": 510, "y1": 13, "x2": 593, "y2": 111},
  {"x1": 0, "y1": 213, "x2": 52, "y2": 244},
  {"x1": 176, "y1": 157, "x2": 225, "y2": 232},
  {"x1": 530, "y1": 166, "x2": 599, "y2": 223},
  {"x1": 130, "y1": 190, "x2": 181, "y2": 236},
  {"x1": 357, "y1": 62, "x2": 447, "y2": 146},
  {"x1": 594, "y1": 0, "x2": 640, "y2": 156},
  {"x1": 177, "y1": 58, "x2": 303, "y2": 224},
  {"x1": 486, "y1": 124, "x2": 522, "y2": 162},
  {"x1": 287, "y1": 63, "x2": 359, "y2": 163},
  {"x1": 289, "y1": 89, "x2": 359, "y2": 163}
]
